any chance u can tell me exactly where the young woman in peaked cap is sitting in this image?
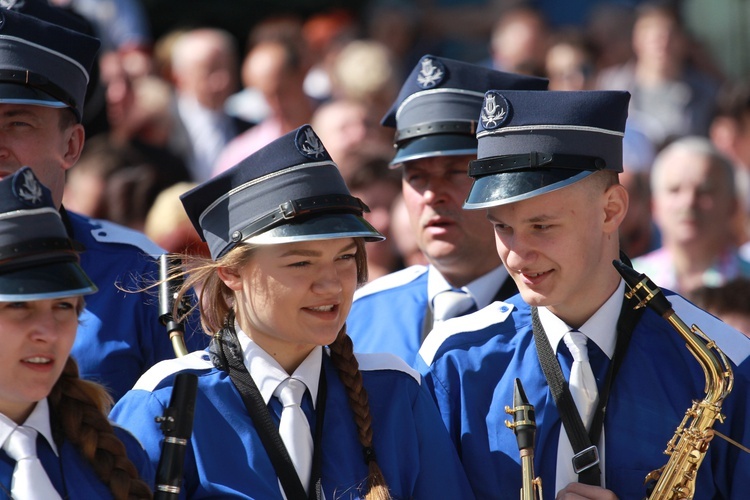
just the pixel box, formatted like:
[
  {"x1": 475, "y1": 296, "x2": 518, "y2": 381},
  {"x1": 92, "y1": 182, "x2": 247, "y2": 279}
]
[{"x1": 111, "y1": 125, "x2": 474, "y2": 499}]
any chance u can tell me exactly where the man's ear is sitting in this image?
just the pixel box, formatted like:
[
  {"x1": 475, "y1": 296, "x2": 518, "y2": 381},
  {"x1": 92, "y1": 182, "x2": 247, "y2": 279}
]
[
  {"x1": 62, "y1": 123, "x2": 85, "y2": 171},
  {"x1": 217, "y1": 265, "x2": 243, "y2": 291},
  {"x1": 603, "y1": 183, "x2": 629, "y2": 234}
]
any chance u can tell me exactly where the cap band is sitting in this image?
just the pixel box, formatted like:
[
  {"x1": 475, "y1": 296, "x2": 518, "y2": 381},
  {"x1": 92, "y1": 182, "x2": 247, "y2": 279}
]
[
  {"x1": 0, "y1": 68, "x2": 76, "y2": 109},
  {"x1": 0, "y1": 236, "x2": 77, "y2": 262},
  {"x1": 232, "y1": 194, "x2": 369, "y2": 244},
  {"x1": 394, "y1": 119, "x2": 477, "y2": 145},
  {"x1": 469, "y1": 153, "x2": 607, "y2": 177}
]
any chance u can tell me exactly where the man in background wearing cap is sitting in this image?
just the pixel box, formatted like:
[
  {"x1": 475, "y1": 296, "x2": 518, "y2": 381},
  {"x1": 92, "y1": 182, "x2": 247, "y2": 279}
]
[
  {"x1": 0, "y1": 5, "x2": 206, "y2": 401},
  {"x1": 346, "y1": 55, "x2": 547, "y2": 366},
  {"x1": 417, "y1": 90, "x2": 750, "y2": 498}
]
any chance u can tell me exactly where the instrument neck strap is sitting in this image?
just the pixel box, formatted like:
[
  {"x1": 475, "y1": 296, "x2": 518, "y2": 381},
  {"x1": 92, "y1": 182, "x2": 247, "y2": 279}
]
[
  {"x1": 531, "y1": 287, "x2": 643, "y2": 486},
  {"x1": 212, "y1": 323, "x2": 326, "y2": 500}
]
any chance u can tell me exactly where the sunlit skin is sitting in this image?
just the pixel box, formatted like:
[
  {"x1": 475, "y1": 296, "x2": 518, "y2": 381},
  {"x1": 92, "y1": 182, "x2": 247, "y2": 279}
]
[
  {"x1": 0, "y1": 297, "x2": 82, "y2": 424},
  {"x1": 401, "y1": 154, "x2": 501, "y2": 286},
  {"x1": 556, "y1": 481, "x2": 619, "y2": 500},
  {"x1": 0, "y1": 104, "x2": 84, "y2": 207},
  {"x1": 218, "y1": 238, "x2": 359, "y2": 373},
  {"x1": 487, "y1": 174, "x2": 628, "y2": 328}
]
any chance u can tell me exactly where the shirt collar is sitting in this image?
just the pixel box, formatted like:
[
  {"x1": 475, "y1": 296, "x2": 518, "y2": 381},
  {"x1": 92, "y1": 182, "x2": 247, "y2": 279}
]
[
  {"x1": 427, "y1": 265, "x2": 509, "y2": 310},
  {"x1": 236, "y1": 324, "x2": 322, "y2": 408},
  {"x1": 0, "y1": 399, "x2": 59, "y2": 456},
  {"x1": 538, "y1": 278, "x2": 624, "y2": 359}
]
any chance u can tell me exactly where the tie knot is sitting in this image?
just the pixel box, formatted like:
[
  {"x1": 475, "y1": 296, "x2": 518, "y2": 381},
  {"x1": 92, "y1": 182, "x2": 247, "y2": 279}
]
[
  {"x1": 3, "y1": 426, "x2": 38, "y2": 461},
  {"x1": 563, "y1": 330, "x2": 589, "y2": 362},
  {"x1": 433, "y1": 289, "x2": 475, "y2": 322},
  {"x1": 275, "y1": 378, "x2": 307, "y2": 408}
]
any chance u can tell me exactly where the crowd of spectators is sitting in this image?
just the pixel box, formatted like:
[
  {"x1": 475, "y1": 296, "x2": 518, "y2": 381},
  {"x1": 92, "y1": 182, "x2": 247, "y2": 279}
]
[{"x1": 68, "y1": 0, "x2": 750, "y2": 330}]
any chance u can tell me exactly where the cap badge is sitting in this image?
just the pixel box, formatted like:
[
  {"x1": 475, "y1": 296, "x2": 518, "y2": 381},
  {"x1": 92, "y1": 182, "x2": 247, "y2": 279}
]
[
  {"x1": 13, "y1": 168, "x2": 43, "y2": 206},
  {"x1": 296, "y1": 125, "x2": 326, "y2": 159},
  {"x1": 480, "y1": 91, "x2": 509, "y2": 130},
  {"x1": 416, "y1": 57, "x2": 445, "y2": 89}
]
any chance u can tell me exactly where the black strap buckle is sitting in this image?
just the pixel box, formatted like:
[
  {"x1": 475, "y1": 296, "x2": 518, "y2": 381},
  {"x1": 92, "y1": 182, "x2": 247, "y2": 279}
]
[{"x1": 572, "y1": 445, "x2": 600, "y2": 474}]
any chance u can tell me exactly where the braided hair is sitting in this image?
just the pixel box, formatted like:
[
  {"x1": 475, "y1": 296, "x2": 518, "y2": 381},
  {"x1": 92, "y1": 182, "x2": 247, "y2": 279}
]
[
  {"x1": 328, "y1": 324, "x2": 392, "y2": 500},
  {"x1": 48, "y1": 357, "x2": 153, "y2": 499},
  {"x1": 174, "y1": 237, "x2": 392, "y2": 499}
]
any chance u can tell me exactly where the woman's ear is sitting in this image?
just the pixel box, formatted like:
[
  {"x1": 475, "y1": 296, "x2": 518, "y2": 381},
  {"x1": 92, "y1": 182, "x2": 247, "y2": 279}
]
[{"x1": 217, "y1": 265, "x2": 243, "y2": 291}]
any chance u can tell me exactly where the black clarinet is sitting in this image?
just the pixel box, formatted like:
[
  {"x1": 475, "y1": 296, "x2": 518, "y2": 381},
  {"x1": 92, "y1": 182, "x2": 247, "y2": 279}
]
[{"x1": 155, "y1": 254, "x2": 199, "y2": 498}]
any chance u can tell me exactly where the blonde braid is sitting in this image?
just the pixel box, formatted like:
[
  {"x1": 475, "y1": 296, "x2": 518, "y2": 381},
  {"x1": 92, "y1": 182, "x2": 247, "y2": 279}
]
[
  {"x1": 329, "y1": 326, "x2": 392, "y2": 500},
  {"x1": 48, "y1": 358, "x2": 153, "y2": 499}
]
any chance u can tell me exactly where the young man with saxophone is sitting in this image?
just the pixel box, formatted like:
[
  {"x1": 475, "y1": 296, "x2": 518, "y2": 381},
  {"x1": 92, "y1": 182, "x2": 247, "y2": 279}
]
[{"x1": 416, "y1": 90, "x2": 750, "y2": 499}]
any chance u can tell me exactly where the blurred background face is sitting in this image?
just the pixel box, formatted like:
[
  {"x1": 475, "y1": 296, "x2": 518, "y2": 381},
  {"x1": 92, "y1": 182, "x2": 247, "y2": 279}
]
[
  {"x1": 545, "y1": 42, "x2": 595, "y2": 91},
  {"x1": 173, "y1": 30, "x2": 238, "y2": 110},
  {"x1": 632, "y1": 10, "x2": 685, "y2": 69},
  {"x1": 401, "y1": 154, "x2": 499, "y2": 282},
  {"x1": 244, "y1": 41, "x2": 306, "y2": 120},
  {"x1": 652, "y1": 149, "x2": 736, "y2": 246}
]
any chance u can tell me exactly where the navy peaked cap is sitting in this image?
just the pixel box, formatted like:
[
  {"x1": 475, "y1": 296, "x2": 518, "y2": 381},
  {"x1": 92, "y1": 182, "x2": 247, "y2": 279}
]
[
  {"x1": 0, "y1": 167, "x2": 96, "y2": 300},
  {"x1": 0, "y1": 8, "x2": 100, "y2": 122},
  {"x1": 382, "y1": 54, "x2": 548, "y2": 165},
  {"x1": 181, "y1": 125, "x2": 384, "y2": 260},
  {"x1": 465, "y1": 90, "x2": 630, "y2": 208}
]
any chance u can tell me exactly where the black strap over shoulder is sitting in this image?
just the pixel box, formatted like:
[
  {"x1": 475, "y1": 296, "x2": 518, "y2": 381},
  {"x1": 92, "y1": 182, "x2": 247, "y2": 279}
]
[
  {"x1": 209, "y1": 324, "x2": 326, "y2": 500},
  {"x1": 531, "y1": 268, "x2": 643, "y2": 486}
]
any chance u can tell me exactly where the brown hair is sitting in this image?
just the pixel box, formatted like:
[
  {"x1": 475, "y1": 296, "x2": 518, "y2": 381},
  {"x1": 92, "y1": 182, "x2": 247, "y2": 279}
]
[
  {"x1": 48, "y1": 357, "x2": 153, "y2": 499},
  {"x1": 172, "y1": 237, "x2": 392, "y2": 499}
]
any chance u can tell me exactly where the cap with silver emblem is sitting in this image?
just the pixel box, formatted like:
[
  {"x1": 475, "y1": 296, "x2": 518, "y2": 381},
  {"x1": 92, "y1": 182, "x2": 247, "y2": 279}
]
[
  {"x1": 181, "y1": 124, "x2": 385, "y2": 260},
  {"x1": 0, "y1": 166, "x2": 96, "y2": 300},
  {"x1": 464, "y1": 90, "x2": 630, "y2": 208},
  {"x1": 381, "y1": 54, "x2": 548, "y2": 166}
]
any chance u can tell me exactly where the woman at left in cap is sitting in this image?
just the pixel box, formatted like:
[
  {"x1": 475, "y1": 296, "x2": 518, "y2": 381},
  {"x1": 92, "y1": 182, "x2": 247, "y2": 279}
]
[
  {"x1": 110, "y1": 125, "x2": 475, "y2": 499},
  {"x1": 0, "y1": 168, "x2": 153, "y2": 498}
]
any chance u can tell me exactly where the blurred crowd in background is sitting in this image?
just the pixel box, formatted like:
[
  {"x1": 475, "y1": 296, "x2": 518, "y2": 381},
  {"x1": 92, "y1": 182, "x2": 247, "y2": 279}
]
[{"x1": 59, "y1": 0, "x2": 750, "y2": 335}]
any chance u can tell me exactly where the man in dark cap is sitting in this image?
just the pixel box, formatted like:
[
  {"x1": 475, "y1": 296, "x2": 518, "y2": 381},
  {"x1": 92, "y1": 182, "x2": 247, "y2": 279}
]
[
  {"x1": 416, "y1": 89, "x2": 750, "y2": 499},
  {"x1": 346, "y1": 55, "x2": 547, "y2": 366},
  {"x1": 0, "y1": 5, "x2": 206, "y2": 401}
]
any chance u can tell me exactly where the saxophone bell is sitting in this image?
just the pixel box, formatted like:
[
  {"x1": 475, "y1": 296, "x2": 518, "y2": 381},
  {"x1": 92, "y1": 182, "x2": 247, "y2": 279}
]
[
  {"x1": 505, "y1": 378, "x2": 543, "y2": 500},
  {"x1": 612, "y1": 260, "x2": 734, "y2": 500}
]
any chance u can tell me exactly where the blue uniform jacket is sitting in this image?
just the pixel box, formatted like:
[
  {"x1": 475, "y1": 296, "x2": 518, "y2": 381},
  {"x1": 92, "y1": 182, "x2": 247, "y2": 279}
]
[
  {"x1": 67, "y1": 211, "x2": 209, "y2": 401},
  {"x1": 0, "y1": 425, "x2": 154, "y2": 498},
  {"x1": 348, "y1": 266, "x2": 430, "y2": 366},
  {"x1": 417, "y1": 292, "x2": 750, "y2": 500},
  {"x1": 110, "y1": 349, "x2": 476, "y2": 499}
]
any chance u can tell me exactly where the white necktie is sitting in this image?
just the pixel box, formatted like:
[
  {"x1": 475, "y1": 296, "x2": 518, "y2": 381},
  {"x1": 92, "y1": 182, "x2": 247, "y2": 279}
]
[
  {"x1": 433, "y1": 289, "x2": 475, "y2": 327},
  {"x1": 275, "y1": 378, "x2": 313, "y2": 495},
  {"x1": 555, "y1": 330, "x2": 601, "y2": 493},
  {"x1": 3, "y1": 425, "x2": 62, "y2": 500},
  {"x1": 564, "y1": 331, "x2": 599, "y2": 429}
]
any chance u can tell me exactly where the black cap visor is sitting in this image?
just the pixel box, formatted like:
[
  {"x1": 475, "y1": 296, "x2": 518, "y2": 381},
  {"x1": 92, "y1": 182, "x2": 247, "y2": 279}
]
[
  {"x1": 0, "y1": 82, "x2": 67, "y2": 109},
  {"x1": 392, "y1": 133, "x2": 477, "y2": 166},
  {"x1": 464, "y1": 169, "x2": 594, "y2": 209},
  {"x1": 0, "y1": 260, "x2": 97, "y2": 301}
]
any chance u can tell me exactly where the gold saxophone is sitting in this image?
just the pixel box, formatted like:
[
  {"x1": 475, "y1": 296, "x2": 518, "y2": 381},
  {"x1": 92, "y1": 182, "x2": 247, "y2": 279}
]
[
  {"x1": 506, "y1": 378, "x2": 543, "y2": 500},
  {"x1": 613, "y1": 260, "x2": 734, "y2": 500}
]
